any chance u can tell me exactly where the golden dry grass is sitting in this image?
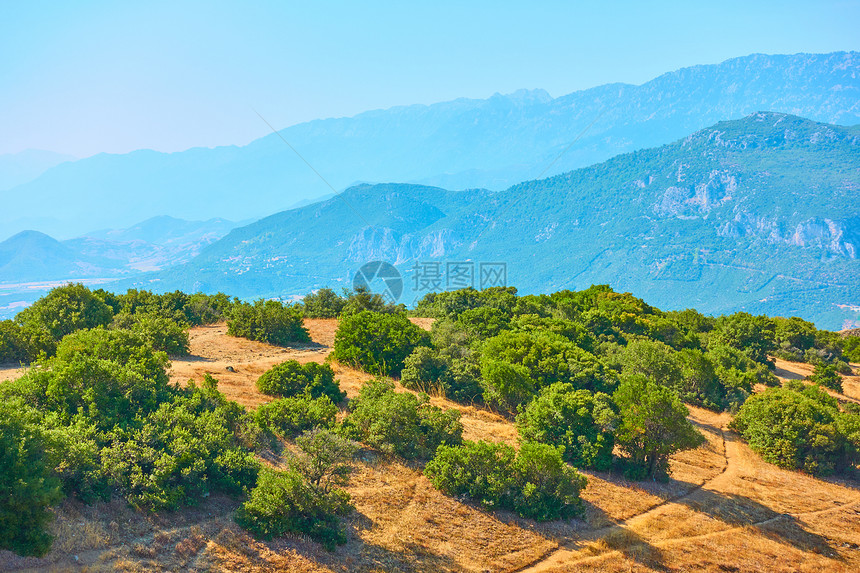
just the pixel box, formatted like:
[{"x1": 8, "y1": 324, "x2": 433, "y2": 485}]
[{"x1": 1, "y1": 320, "x2": 859, "y2": 572}]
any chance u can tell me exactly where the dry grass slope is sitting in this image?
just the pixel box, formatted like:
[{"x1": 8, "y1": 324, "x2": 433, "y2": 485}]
[{"x1": 1, "y1": 319, "x2": 858, "y2": 572}]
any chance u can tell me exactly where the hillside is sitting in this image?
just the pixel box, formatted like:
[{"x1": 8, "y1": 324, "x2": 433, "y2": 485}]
[
  {"x1": 128, "y1": 113, "x2": 860, "y2": 329},
  {"x1": 2, "y1": 51, "x2": 858, "y2": 238},
  {"x1": 2, "y1": 319, "x2": 858, "y2": 572}
]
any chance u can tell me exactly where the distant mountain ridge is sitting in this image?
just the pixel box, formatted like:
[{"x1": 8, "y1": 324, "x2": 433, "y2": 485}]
[
  {"x1": 122, "y1": 112, "x2": 860, "y2": 330},
  {"x1": 2, "y1": 51, "x2": 858, "y2": 238},
  {"x1": 0, "y1": 216, "x2": 241, "y2": 285}
]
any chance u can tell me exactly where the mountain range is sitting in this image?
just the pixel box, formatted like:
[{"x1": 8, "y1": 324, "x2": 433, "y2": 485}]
[
  {"x1": 113, "y1": 112, "x2": 860, "y2": 330},
  {"x1": 2, "y1": 51, "x2": 858, "y2": 239}
]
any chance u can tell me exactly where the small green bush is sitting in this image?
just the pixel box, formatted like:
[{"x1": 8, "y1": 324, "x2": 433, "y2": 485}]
[
  {"x1": 235, "y1": 468, "x2": 353, "y2": 550},
  {"x1": 227, "y1": 299, "x2": 310, "y2": 346},
  {"x1": 424, "y1": 440, "x2": 587, "y2": 521},
  {"x1": 809, "y1": 363, "x2": 843, "y2": 393},
  {"x1": 516, "y1": 383, "x2": 616, "y2": 470},
  {"x1": 612, "y1": 374, "x2": 705, "y2": 480},
  {"x1": 16, "y1": 283, "x2": 113, "y2": 342},
  {"x1": 236, "y1": 430, "x2": 357, "y2": 550},
  {"x1": 301, "y1": 287, "x2": 347, "y2": 318},
  {"x1": 342, "y1": 379, "x2": 462, "y2": 459},
  {"x1": 730, "y1": 383, "x2": 857, "y2": 475},
  {"x1": 331, "y1": 311, "x2": 429, "y2": 376},
  {"x1": 256, "y1": 360, "x2": 345, "y2": 403},
  {"x1": 111, "y1": 311, "x2": 190, "y2": 356},
  {"x1": 0, "y1": 400, "x2": 64, "y2": 557},
  {"x1": 256, "y1": 395, "x2": 338, "y2": 438}
]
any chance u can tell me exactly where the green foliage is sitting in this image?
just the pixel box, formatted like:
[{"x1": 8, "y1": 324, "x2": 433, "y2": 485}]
[
  {"x1": 516, "y1": 383, "x2": 616, "y2": 470},
  {"x1": 55, "y1": 326, "x2": 170, "y2": 385},
  {"x1": 424, "y1": 440, "x2": 587, "y2": 521},
  {"x1": 0, "y1": 319, "x2": 54, "y2": 363},
  {"x1": 731, "y1": 383, "x2": 859, "y2": 475},
  {"x1": 256, "y1": 360, "x2": 345, "y2": 403},
  {"x1": 235, "y1": 468, "x2": 353, "y2": 551},
  {"x1": 843, "y1": 336, "x2": 860, "y2": 363},
  {"x1": 227, "y1": 299, "x2": 310, "y2": 346},
  {"x1": 101, "y1": 379, "x2": 261, "y2": 510},
  {"x1": 808, "y1": 362, "x2": 843, "y2": 393},
  {"x1": 479, "y1": 330, "x2": 606, "y2": 412},
  {"x1": 0, "y1": 400, "x2": 63, "y2": 557},
  {"x1": 256, "y1": 395, "x2": 338, "y2": 438},
  {"x1": 455, "y1": 306, "x2": 512, "y2": 339},
  {"x1": 612, "y1": 375, "x2": 705, "y2": 479},
  {"x1": 401, "y1": 346, "x2": 451, "y2": 394},
  {"x1": 111, "y1": 311, "x2": 190, "y2": 356},
  {"x1": 713, "y1": 312, "x2": 777, "y2": 366},
  {"x1": 331, "y1": 310, "x2": 429, "y2": 376},
  {"x1": 290, "y1": 429, "x2": 358, "y2": 494},
  {"x1": 342, "y1": 379, "x2": 462, "y2": 459},
  {"x1": 413, "y1": 286, "x2": 519, "y2": 319},
  {"x1": 301, "y1": 287, "x2": 347, "y2": 318},
  {"x1": 17, "y1": 283, "x2": 113, "y2": 343},
  {"x1": 235, "y1": 429, "x2": 356, "y2": 550}
]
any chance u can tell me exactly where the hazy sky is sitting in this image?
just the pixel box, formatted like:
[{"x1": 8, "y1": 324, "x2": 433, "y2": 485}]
[{"x1": 2, "y1": 0, "x2": 859, "y2": 157}]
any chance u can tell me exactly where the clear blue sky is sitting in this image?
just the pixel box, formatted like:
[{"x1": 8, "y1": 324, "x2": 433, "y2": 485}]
[{"x1": 2, "y1": 0, "x2": 859, "y2": 157}]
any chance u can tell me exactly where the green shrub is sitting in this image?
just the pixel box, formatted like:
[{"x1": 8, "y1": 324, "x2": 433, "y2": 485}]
[
  {"x1": 234, "y1": 468, "x2": 352, "y2": 551},
  {"x1": 401, "y1": 346, "x2": 451, "y2": 394},
  {"x1": 512, "y1": 442, "x2": 588, "y2": 521},
  {"x1": 301, "y1": 287, "x2": 347, "y2": 318},
  {"x1": 55, "y1": 327, "x2": 170, "y2": 386},
  {"x1": 730, "y1": 383, "x2": 856, "y2": 475},
  {"x1": 111, "y1": 311, "x2": 190, "y2": 356},
  {"x1": 424, "y1": 440, "x2": 587, "y2": 521},
  {"x1": 256, "y1": 361, "x2": 345, "y2": 403},
  {"x1": 0, "y1": 400, "x2": 64, "y2": 557},
  {"x1": 843, "y1": 336, "x2": 860, "y2": 363},
  {"x1": 713, "y1": 312, "x2": 777, "y2": 366},
  {"x1": 17, "y1": 283, "x2": 113, "y2": 342},
  {"x1": 612, "y1": 374, "x2": 705, "y2": 480},
  {"x1": 101, "y1": 381, "x2": 261, "y2": 510},
  {"x1": 342, "y1": 379, "x2": 462, "y2": 459},
  {"x1": 227, "y1": 299, "x2": 310, "y2": 345},
  {"x1": 331, "y1": 311, "x2": 429, "y2": 376},
  {"x1": 516, "y1": 383, "x2": 616, "y2": 470},
  {"x1": 256, "y1": 395, "x2": 338, "y2": 438},
  {"x1": 455, "y1": 306, "x2": 511, "y2": 339},
  {"x1": 809, "y1": 363, "x2": 843, "y2": 393},
  {"x1": 481, "y1": 330, "x2": 607, "y2": 393},
  {"x1": 236, "y1": 429, "x2": 356, "y2": 550},
  {"x1": 480, "y1": 359, "x2": 534, "y2": 412}
]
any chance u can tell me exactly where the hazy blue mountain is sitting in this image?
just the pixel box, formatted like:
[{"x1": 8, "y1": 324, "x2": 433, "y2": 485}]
[
  {"x1": 122, "y1": 113, "x2": 860, "y2": 330},
  {"x1": 2, "y1": 52, "x2": 858, "y2": 239},
  {"x1": 0, "y1": 149, "x2": 76, "y2": 192},
  {"x1": 0, "y1": 216, "x2": 245, "y2": 318}
]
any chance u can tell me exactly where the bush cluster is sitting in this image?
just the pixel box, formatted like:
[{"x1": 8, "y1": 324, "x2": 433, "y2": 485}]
[
  {"x1": 731, "y1": 382, "x2": 860, "y2": 476},
  {"x1": 331, "y1": 310, "x2": 429, "y2": 376},
  {"x1": 256, "y1": 360, "x2": 345, "y2": 403},
  {"x1": 228, "y1": 299, "x2": 310, "y2": 345},
  {"x1": 424, "y1": 440, "x2": 587, "y2": 521},
  {"x1": 341, "y1": 379, "x2": 462, "y2": 459}
]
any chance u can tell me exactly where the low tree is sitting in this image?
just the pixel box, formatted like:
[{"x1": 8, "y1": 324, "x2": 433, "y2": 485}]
[
  {"x1": 341, "y1": 379, "x2": 462, "y2": 459},
  {"x1": 809, "y1": 362, "x2": 843, "y2": 393},
  {"x1": 256, "y1": 360, "x2": 345, "y2": 403},
  {"x1": 424, "y1": 440, "x2": 587, "y2": 521},
  {"x1": 227, "y1": 299, "x2": 310, "y2": 346},
  {"x1": 516, "y1": 383, "x2": 616, "y2": 469},
  {"x1": 17, "y1": 283, "x2": 113, "y2": 342},
  {"x1": 331, "y1": 311, "x2": 429, "y2": 376},
  {"x1": 0, "y1": 400, "x2": 63, "y2": 557},
  {"x1": 255, "y1": 395, "x2": 338, "y2": 438},
  {"x1": 731, "y1": 383, "x2": 855, "y2": 475},
  {"x1": 612, "y1": 374, "x2": 705, "y2": 479}
]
